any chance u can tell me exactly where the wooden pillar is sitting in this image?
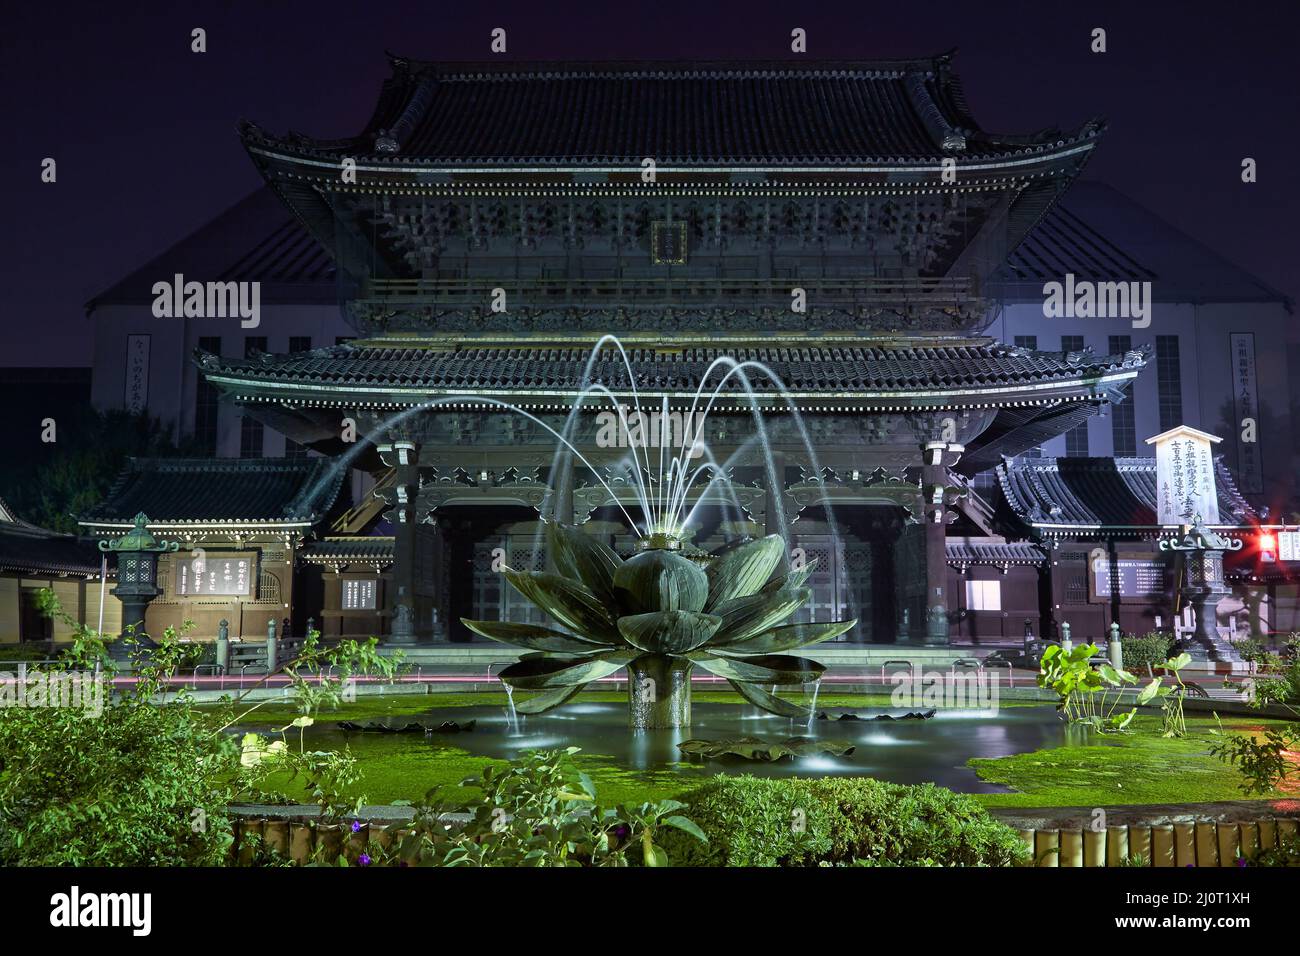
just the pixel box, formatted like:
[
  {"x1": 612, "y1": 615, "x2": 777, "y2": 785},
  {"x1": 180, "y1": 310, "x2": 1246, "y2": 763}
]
[{"x1": 383, "y1": 441, "x2": 421, "y2": 645}]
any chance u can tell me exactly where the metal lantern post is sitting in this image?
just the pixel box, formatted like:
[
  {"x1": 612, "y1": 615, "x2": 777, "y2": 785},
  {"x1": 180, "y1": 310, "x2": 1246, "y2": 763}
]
[
  {"x1": 98, "y1": 512, "x2": 179, "y2": 662},
  {"x1": 1159, "y1": 516, "x2": 1243, "y2": 661}
]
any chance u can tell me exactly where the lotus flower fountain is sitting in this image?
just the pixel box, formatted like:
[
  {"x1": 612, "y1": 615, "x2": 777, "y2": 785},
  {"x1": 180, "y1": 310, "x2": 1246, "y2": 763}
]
[{"x1": 464, "y1": 523, "x2": 855, "y2": 729}]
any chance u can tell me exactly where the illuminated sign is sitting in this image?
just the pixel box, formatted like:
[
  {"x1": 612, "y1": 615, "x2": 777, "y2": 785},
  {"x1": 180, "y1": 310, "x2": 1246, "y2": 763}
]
[
  {"x1": 177, "y1": 555, "x2": 254, "y2": 596},
  {"x1": 342, "y1": 579, "x2": 378, "y2": 610}
]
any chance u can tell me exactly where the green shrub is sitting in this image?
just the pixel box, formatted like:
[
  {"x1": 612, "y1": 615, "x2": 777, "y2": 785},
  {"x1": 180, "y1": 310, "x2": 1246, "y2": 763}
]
[
  {"x1": 1122, "y1": 632, "x2": 1174, "y2": 674},
  {"x1": 660, "y1": 775, "x2": 1029, "y2": 867}
]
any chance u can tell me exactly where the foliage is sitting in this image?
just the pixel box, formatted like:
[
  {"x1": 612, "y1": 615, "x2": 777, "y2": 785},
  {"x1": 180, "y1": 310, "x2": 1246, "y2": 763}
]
[
  {"x1": 1122, "y1": 632, "x2": 1175, "y2": 675},
  {"x1": 462, "y1": 526, "x2": 854, "y2": 718},
  {"x1": 1209, "y1": 721, "x2": 1300, "y2": 795},
  {"x1": 1212, "y1": 635, "x2": 1300, "y2": 794},
  {"x1": 348, "y1": 748, "x2": 707, "y2": 867},
  {"x1": 0, "y1": 590, "x2": 401, "y2": 865},
  {"x1": 657, "y1": 775, "x2": 1029, "y2": 867},
  {"x1": 1038, "y1": 642, "x2": 1137, "y2": 731},
  {"x1": 0, "y1": 597, "x2": 234, "y2": 866},
  {"x1": 1135, "y1": 653, "x2": 1193, "y2": 737},
  {"x1": 1252, "y1": 833, "x2": 1300, "y2": 867},
  {"x1": 8, "y1": 408, "x2": 204, "y2": 533}
]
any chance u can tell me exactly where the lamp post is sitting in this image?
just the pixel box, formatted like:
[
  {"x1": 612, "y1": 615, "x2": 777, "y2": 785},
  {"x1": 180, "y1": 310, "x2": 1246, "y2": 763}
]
[
  {"x1": 98, "y1": 513, "x2": 179, "y2": 663},
  {"x1": 1159, "y1": 516, "x2": 1243, "y2": 661}
]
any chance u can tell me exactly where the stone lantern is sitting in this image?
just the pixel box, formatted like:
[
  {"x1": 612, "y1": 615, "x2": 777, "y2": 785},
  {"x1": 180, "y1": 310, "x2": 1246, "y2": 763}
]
[
  {"x1": 1159, "y1": 516, "x2": 1243, "y2": 661},
  {"x1": 99, "y1": 512, "x2": 179, "y2": 662}
]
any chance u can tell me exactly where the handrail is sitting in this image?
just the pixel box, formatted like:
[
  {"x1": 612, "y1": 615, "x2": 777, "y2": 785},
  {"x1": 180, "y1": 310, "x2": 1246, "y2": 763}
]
[{"x1": 880, "y1": 659, "x2": 915, "y2": 687}]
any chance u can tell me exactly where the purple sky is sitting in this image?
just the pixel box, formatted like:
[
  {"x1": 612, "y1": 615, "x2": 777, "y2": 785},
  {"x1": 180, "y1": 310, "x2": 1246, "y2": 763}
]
[{"x1": 4, "y1": 0, "x2": 1295, "y2": 366}]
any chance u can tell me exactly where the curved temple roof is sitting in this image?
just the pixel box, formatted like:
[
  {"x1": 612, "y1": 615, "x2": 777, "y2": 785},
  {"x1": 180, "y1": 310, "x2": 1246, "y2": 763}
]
[
  {"x1": 240, "y1": 53, "x2": 1102, "y2": 171},
  {"x1": 79, "y1": 457, "x2": 347, "y2": 529},
  {"x1": 996, "y1": 456, "x2": 1255, "y2": 532},
  {"x1": 196, "y1": 338, "x2": 1147, "y2": 407}
]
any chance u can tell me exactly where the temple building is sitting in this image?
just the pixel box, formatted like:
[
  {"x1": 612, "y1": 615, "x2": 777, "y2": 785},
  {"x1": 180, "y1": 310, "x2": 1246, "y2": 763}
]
[{"x1": 74, "y1": 55, "x2": 1299, "y2": 651}]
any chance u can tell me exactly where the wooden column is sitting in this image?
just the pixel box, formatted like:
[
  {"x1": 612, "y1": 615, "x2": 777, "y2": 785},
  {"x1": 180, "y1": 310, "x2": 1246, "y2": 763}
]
[{"x1": 382, "y1": 440, "x2": 421, "y2": 645}]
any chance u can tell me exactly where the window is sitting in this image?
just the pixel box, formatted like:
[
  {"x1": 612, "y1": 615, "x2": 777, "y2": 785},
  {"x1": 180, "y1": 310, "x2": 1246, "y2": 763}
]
[
  {"x1": 1109, "y1": 335, "x2": 1136, "y2": 456},
  {"x1": 195, "y1": 335, "x2": 221, "y2": 453},
  {"x1": 1156, "y1": 335, "x2": 1183, "y2": 432},
  {"x1": 1014, "y1": 335, "x2": 1038, "y2": 350},
  {"x1": 1062, "y1": 336, "x2": 1089, "y2": 457},
  {"x1": 965, "y1": 580, "x2": 1002, "y2": 612}
]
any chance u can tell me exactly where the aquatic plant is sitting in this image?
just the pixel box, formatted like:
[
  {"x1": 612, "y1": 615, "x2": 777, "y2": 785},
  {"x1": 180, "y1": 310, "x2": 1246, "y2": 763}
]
[{"x1": 462, "y1": 523, "x2": 854, "y2": 728}]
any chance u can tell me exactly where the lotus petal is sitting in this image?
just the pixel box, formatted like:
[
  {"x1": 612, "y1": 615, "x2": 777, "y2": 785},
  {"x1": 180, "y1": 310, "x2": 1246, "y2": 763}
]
[
  {"x1": 514, "y1": 683, "x2": 589, "y2": 715},
  {"x1": 497, "y1": 649, "x2": 636, "y2": 690},
  {"x1": 503, "y1": 569, "x2": 619, "y2": 642},
  {"x1": 704, "y1": 534, "x2": 785, "y2": 610},
  {"x1": 677, "y1": 736, "x2": 855, "y2": 761},
  {"x1": 617, "y1": 610, "x2": 721, "y2": 655},
  {"x1": 710, "y1": 587, "x2": 811, "y2": 645},
  {"x1": 461, "y1": 619, "x2": 615, "y2": 653},
  {"x1": 761, "y1": 558, "x2": 819, "y2": 594},
  {"x1": 546, "y1": 522, "x2": 623, "y2": 605},
  {"x1": 726, "y1": 679, "x2": 812, "y2": 719},
  {"x1": 612, "y1": 548, "x2": 708, "y2": 614},
  {"x1": 710, "y1": 619, "x2": 856, "y2": 656},
  {"x1": 689, "y1": 651, "x2": 825, "y2": 685}
]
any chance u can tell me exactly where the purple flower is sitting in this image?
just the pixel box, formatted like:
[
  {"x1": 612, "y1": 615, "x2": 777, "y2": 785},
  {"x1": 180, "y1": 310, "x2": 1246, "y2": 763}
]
[
  {"x1": 351, "y1": 820, "x2": 362, "y2": 833},
  {"x1": 357, "y1": 853, "x2": 371, "y2": 866},
  {"x1": 1236, "y1": 856, "x2": 1248, "y2": 868},
  {"x1": 614, "y1": 824, "x2": 630, "y2": 841}
]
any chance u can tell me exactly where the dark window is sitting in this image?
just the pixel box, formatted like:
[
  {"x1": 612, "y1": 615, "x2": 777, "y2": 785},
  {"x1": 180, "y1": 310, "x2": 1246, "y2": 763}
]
[
  {"x1": 1014, "y1": 335, "x2": 1038, "y2": 350},
  {"x1": 1061, "y1": 336, "x2": 1089, "y2": 457},
  {"x1": 194, "y1": 335, "x2": 221, "y2": 453},
  {"x1": 240, "y1": 337, "x2": 267, "y2": 458},
  {"x1": 289, "y1": 336, "x2": 312, "y2": 353},
  {"x1": 1156, "y1": 335, "x2": 1183, "y2": 432},
  {"x1": 1109, "y1": 335, "x2": 1136, "y2": 456}
]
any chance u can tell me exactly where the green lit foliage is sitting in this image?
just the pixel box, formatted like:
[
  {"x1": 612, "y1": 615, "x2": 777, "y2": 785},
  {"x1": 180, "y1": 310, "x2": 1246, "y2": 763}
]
[
  {"x1": 356, "y1": 748, "x2": 706, "y2": 867},
  {"x1": 1037, "y1": 642, "x2": 1137, "y2": 732},
  {"x1": 462, "y1": 525, "x2": 853, "y2": 719},
  {"x1": 656, "y1": 775, "x2": 1029, "y2": 867}
]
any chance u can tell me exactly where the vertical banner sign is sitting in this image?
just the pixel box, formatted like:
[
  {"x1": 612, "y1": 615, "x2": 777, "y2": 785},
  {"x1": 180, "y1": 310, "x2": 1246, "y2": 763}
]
[
  {"x1": 1230, "y1": 333, "x2": 1264, "y2": 494},
  {"x1": 1145, "y1": 425, "x2": 1221, "y2": 526},
  {"x1": 124, "y1": 334, "x2": 150, "y2": 414}
]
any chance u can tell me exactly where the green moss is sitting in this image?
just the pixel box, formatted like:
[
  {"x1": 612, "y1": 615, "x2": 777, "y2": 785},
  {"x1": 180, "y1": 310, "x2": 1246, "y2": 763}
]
[{"x1": 970, "y1": 714, "x2": 1288, "y2": 808}]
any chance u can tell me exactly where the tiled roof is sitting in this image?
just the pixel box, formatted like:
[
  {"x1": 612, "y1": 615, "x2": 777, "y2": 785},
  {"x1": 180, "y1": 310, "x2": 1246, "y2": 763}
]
[
  {"x1": 301, "y1": 537, "x2": 395, "y2": 563},
  {"x1": 946, "y1": 539, "x2": 1046, "y2": 566},
  {"x1": 242, "y1": 55, "x2": 1100, "y2": 167},
  {"x1": 0, "y1": 525, "x2": 103, "y2": 576},
  {"x1": 79, "y1": 458, "x2": 347, "y2": 526},
  {"x1": 199, "y1": 339, "x2": 1144, "y2": 400},
  {"x1": 996, "y1": 456, "x2": 1255, "y2": 530}
]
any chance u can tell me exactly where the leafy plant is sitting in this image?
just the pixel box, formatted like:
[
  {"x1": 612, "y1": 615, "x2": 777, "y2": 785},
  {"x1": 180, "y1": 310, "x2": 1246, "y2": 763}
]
[
  {"x1": 1122, "y1": 632, "x2": 1174, "y2": 675},
  {"x1": 1135, "y1": 652, "x2": 1193, "y2": 737},
  {"x1": 462, "y1": 525, "x2": 854, "y2": 724},
  {"x1": 0, "y1": 597, "x2": 234, "y2": 866},
  {"x1": 366, "y1": 748, "x2": 706, "y2": 867},
  {"x1": 1209, "y1": 722, "x2": 1299, "y2": 795},
  {"x1": 1037, "y1": 642, "x2": 1137, "y2": 731},
  {"x1": 657, "y1": 775, "x2": 1028, "y2": 867}
]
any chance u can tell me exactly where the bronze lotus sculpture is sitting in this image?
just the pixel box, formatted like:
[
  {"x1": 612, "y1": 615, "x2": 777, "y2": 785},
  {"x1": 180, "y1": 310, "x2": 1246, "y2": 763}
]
[{"x1": 463, "y1": 524, "x2": 855, "y2": 729}]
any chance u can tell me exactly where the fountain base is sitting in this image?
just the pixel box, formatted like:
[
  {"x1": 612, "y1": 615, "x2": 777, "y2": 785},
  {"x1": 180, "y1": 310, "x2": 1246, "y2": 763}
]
[{"x1": 627, "y1": 655, "x2": 693, "y2": 730}]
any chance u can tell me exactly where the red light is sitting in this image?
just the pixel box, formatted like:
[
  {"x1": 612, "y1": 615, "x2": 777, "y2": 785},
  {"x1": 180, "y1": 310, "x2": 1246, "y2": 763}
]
[{"x1": 1260, "y1": 534, "x2": 1277, "y2": 562}]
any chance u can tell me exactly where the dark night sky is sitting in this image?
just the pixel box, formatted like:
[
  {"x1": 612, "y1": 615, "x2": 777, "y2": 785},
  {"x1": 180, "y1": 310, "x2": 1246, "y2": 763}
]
[{"x1": 3, "y1": 0, "x2": 1296, "y2": 366}]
